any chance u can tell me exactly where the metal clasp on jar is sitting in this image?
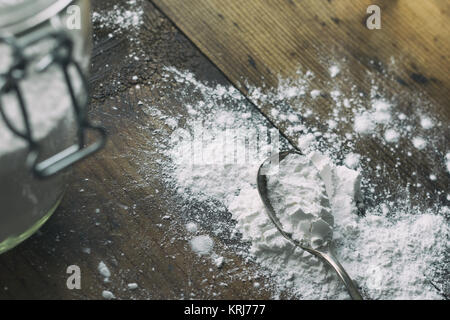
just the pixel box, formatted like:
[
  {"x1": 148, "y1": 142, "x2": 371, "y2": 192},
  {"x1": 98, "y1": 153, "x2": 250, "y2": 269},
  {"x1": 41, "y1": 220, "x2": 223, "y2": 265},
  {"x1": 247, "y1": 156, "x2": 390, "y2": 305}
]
[{"x1": 0, "y1": 30, "x2": 106, "y2": 179}]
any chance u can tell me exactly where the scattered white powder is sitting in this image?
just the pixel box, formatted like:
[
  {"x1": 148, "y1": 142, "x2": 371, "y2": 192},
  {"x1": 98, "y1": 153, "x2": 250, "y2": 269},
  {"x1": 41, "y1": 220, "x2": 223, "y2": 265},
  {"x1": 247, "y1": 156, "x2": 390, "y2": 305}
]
[
  {"x1": 354, "y1": 112, "x2": 375, "y2": 135},
  {"x1": 343, "y1": 153, "x2": 360, "y2": 169},
  {"x1": 297, "y1": 133, "x2": 316, "y2": 151},
  {"x1": 327, "y1": 119, "x2": 338, "y2": 130},
  {"x1": 446, "y1": 153, "x2": 450, "y2": 174},
  {"x1": 165, "y1": 118, "x2": 178, "y2": 129},
  {"x1": 185, "y1": 222, "x2": 198, "y2": 233},
  {"x1": 264, "y1": 153, "x2": 334, "y2": 249},
  {"x1": 98, "y1": 261, "x2": 111, "y2": 279},
  {"x1": 384, "y1": 129, "x2": 400, "y2": 143},
  {"x1": 102, "y1": 290, "x2": 115, "y2": 300},
  {"x1": 190, "y1": 235, "x2": 214, "y2": 256},
  {"x1": 213, "y1": 256, "x2": 225, "y2": 268},
  {"x1": 353, "y1": 100, "x2": 393, "y2": 135},
  {"x1": 310, "y1": 89, "x2": 321, "y2": 99},
  {"x1": 160, "y1": 68, "x2": 448, "y2": 299},
  {"x1": 330, "y1": 90, "x2": 341, "y2": 100},
  {"x1": 329, "y1": 65, "x2": 340, "y2": 78},
  {"x1": 343, "y1": 98, "x2": 351, "y2": 109},
  {"x1": 92, "y1": 0, "x2": 144, "y2": 37},
  {"x1": 420, "y1": 116, "x2": 434, "y2": 130},
  {"x1": 127, "y1": 283, "x2": 138, "y2": 290},
  {"x1": 412, "y1": 136, "x2": 427, "y2": 150},
  {"x1": 372, "y1": 100, "x2": 392, "y2": 124}
]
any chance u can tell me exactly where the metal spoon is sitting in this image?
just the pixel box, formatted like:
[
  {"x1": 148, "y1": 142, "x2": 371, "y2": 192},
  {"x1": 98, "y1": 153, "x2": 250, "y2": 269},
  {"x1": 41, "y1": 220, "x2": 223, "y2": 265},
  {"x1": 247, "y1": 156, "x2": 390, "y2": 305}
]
[{"x1": 257, "y1": 150, "x2": 363, "y2": 300}]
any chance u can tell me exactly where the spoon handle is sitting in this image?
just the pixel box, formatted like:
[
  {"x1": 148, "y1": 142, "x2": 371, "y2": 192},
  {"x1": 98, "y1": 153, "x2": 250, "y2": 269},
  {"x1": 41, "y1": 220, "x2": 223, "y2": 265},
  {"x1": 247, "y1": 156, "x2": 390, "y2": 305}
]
[{"x1": 317, "y1": 249, "x2": 363, "y2": 300}]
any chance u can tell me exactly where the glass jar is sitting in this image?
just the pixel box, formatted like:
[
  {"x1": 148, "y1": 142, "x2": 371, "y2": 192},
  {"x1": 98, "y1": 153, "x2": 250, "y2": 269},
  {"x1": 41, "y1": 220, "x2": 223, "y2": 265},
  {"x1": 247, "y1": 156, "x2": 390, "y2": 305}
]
[{"x1": 0, "y1": 0, "x2": 106, "y2": 254}]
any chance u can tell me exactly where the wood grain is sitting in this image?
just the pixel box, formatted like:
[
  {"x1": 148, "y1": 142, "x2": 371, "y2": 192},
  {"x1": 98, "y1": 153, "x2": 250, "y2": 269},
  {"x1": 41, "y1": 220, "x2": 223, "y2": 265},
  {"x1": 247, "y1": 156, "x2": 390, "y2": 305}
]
[
  {"x1": 153, "y1": 0, "x2": 449, "y2": 106},
  {"x1": 153, "y1": 0, "x2": 449, "y2": 205}
]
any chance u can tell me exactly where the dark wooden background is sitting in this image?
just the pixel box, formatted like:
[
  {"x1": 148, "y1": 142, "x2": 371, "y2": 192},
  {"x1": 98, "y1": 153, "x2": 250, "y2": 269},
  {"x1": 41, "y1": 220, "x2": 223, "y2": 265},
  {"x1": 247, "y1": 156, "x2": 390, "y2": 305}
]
[{"x1": 0, "y1": 0, "x2": 448, "y2": 299}]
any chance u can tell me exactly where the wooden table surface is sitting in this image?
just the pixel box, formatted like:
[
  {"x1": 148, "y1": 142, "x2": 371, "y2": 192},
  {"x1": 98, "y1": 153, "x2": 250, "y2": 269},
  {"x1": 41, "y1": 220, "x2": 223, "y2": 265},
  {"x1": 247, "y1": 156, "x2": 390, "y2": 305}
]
[{"x1": 0, "y1": 0, "x2": 448, "y2": 299}]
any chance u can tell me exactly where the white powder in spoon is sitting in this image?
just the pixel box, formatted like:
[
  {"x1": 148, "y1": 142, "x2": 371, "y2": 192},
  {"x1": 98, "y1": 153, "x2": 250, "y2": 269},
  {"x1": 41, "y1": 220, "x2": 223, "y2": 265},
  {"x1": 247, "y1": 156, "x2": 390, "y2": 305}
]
[
  {"x1": 228, "y1": 151, "x2": 363, "y2": 299},
  {"x1": 264, "y1": 153, "x2": 334, "y2": 249}
]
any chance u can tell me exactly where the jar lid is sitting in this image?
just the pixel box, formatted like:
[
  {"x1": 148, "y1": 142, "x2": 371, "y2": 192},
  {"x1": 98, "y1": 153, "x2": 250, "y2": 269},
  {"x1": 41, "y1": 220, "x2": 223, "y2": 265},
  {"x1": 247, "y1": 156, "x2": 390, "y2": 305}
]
[{"x1": 0, "y1": 0, "x2": 73, "y2": 35}]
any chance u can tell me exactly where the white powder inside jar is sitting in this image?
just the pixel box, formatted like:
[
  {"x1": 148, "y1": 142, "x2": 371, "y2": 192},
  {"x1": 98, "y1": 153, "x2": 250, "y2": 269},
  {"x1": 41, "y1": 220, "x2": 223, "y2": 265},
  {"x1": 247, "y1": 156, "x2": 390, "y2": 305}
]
[
  {"x1": 0, "y1": 0, "x2": 27, "y2": 7},
  {"x1": 0, "y1": 32, "x2": 84, "y2": 247},
  {"x1": 0, "y1": 42, "x2": 77, "y2": 155}
]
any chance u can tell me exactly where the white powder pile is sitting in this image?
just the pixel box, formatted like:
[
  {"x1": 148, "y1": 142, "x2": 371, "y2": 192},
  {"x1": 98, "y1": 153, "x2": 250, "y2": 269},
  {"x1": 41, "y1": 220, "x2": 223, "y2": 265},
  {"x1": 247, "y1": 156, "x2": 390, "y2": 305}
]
[
  {"x1": 160, "y1": 68, "x2": 448, "y2": 300},
  {"x1": 169, "y1": 109, "x2": 278, "y2": 206},
  {"x1": 264, "y1": 153, "x2": 334, "y2": 249},
  {"x1": 229, "y1": 150, "x2": 367, "y2": 299}
]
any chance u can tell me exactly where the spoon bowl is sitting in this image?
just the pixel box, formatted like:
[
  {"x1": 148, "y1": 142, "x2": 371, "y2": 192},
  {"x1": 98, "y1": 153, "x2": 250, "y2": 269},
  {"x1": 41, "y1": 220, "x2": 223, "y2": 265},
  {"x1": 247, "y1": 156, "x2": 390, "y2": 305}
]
[{"x1": 257, "y1": 150, "x2": 363, "y2": 300}]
